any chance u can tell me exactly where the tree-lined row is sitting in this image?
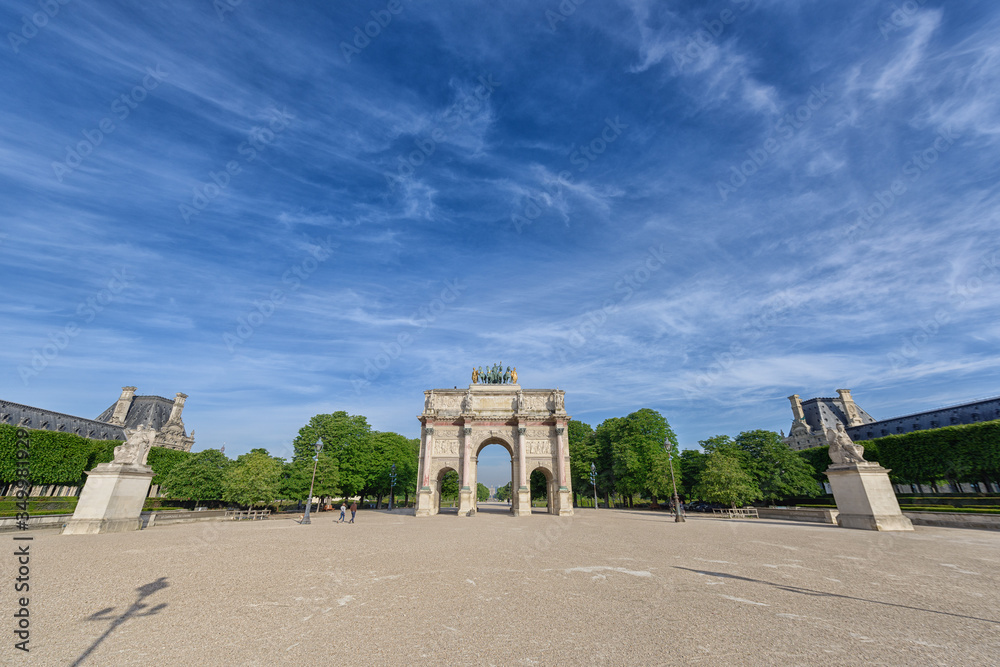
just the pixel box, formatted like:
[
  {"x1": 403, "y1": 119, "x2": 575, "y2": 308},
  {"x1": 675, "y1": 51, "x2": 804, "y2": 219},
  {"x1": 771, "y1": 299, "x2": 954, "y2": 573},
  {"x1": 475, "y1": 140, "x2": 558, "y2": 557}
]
[
  {"x1": 567, "y1": 412, "x2": 820, "y2": 508},
  {"x1": 0, "y1": 412, "x2": 419, "y2": 509},
  {"x1": 164, "y1": 411, "x2": 420, "y2": 507},
  {"x1": 567, "y1": 408, "x2": 683, "y2": 507}
]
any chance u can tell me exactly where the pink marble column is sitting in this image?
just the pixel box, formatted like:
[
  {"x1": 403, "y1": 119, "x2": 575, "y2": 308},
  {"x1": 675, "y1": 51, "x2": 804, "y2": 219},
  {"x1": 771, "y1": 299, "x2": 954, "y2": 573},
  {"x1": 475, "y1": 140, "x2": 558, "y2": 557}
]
[
  {"x1": 517, "y1": 426, "x2": 527, "y2": 489},
  {"x1": 421, "y1": 425, "x2": 435, "y2": 489},
  {"x1": 556, "y1": 425, "x2": 567, "y2": 489},
  {"x1": 461, "y1": 426, "x2": 472, "y2": 489}
]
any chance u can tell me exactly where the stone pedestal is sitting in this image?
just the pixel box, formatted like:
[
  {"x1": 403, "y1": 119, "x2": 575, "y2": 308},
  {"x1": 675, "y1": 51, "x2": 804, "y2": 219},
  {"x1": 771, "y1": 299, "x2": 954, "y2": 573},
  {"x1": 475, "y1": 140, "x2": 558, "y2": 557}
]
[
  {"x1": 556, "y1": 488, "x2": 573, "y2": 516},
  {"x1": 415, "y1": 487, "x2": 434, "y2": 517},
  {"x1": 62, "y1": 463, "x2": 155, "y2": 535},
  {"x1": 825, "y1": 463, "x2": 913, "y2": 531},
  {"x1": 514, "y1": 487, "x2": 531, "y2": 517},
  {"x1": 458, "y1": 487, "x2": 476, "y2": 517}
]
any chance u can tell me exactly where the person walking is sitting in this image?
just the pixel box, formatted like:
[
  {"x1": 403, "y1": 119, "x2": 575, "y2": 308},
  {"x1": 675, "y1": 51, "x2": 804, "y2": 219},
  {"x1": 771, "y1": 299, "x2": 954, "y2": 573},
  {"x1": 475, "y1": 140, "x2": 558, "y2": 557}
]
[
  {"x1": 349, "y1": 500, "x2": 358, "y2": 523},
  {"x1": 338, "y1": 502, "x2": 346, "y2": 523}
]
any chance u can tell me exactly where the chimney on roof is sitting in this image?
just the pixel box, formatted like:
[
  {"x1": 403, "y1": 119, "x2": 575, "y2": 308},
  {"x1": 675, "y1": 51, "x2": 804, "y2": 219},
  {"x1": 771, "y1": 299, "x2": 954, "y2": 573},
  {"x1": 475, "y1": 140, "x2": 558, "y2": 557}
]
[
  {"x1": 109, "y1": 386, "x2": 136, "y2": 425},
  {"x1": 167, "y1": 392, "x2": 188, "y2": 425},
  {"x1": 837, "y1": 389, "x2": 863, "y2": 426},
  {"x1": 788, "y1": 394, "x2": 805, "y2": 423}
]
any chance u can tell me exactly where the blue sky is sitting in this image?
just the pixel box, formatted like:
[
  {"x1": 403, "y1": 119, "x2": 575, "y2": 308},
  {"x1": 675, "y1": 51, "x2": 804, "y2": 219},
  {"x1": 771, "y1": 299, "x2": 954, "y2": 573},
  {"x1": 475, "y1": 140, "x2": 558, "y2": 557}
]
[{"x1": 2, "y1": 0, "x2": 999, "y2": 487}]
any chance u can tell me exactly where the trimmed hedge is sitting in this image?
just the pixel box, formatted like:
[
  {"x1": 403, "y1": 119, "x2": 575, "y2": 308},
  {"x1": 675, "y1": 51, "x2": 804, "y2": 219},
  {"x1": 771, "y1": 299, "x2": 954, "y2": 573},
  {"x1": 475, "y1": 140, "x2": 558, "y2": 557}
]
[
  {"x1": 796, "y1": 420, "x2": 1000, "y2": 488},
  {"x1": 0, "y1": 424, "x2": 193, "y2": 486}
]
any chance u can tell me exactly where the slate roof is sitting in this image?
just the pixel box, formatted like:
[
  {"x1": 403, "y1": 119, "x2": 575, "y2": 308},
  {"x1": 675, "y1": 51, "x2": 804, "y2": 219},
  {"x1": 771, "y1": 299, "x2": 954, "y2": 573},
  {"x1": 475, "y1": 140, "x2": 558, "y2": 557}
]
[
  {"x1": 1, "y1": 392, "x2": 191, "y2": 442},
  {"x1": 0, "y1": 399, "x2": 126, "y2": 441},
  {"x1": 801, "y1": 397, "x2": 877, "y2": 431},
  {"x1": 95, "y1": 395, "x2": 179, "y2": 432}
]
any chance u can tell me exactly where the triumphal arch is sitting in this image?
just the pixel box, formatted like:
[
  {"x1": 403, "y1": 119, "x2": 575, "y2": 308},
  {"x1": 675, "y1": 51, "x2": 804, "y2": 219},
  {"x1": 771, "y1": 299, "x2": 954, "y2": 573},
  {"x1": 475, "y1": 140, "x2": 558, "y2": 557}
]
[{"x1": 416, "y1": 367, "x2": 573, "y2": 517}]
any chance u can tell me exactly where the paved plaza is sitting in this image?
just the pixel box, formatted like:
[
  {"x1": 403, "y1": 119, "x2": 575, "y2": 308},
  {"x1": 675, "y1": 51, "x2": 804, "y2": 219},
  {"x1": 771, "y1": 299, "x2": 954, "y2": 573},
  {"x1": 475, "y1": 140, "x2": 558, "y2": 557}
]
[{"x1": 13, "y1": 505, "x2": 1000, "y2": 665}]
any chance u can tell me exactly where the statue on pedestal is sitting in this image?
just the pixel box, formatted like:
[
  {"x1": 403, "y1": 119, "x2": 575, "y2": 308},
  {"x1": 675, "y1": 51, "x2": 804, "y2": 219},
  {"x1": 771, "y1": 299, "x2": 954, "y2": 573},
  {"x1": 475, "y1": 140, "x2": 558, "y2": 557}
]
[
  {"x1": 113, "y1": 424, "x2": 156, "y2": 467},
  {"x1": 826, "y1": 422, "x2": 866, "y2": 466}
]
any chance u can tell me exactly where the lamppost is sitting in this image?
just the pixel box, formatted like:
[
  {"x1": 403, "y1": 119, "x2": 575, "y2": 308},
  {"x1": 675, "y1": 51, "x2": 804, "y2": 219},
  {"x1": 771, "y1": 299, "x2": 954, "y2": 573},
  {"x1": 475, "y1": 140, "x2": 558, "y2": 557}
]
[
  {"x1": 665, "y1": 438, "x2": 685, "y2": 523},
  {"x1": 590, "y1": 462, "x2": 599, "y2": 509},
  {"x1": 388, "y1": 463, "x2": 397, "y2": 511},
  {"x1": 301, "y1": 436, "x2": 323, "y2": 525}
]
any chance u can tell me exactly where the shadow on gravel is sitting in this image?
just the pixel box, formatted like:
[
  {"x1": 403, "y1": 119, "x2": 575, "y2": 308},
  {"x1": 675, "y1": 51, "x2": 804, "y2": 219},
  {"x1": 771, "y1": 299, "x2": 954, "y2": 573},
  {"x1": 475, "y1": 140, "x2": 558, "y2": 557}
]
[
  {"x1": 72, "y1": 577, "x2": 169, "y2": 666},
  {"x1": 477, "y1": 505, "x2": 515, "y2": 515},
  {"x1": 674, "y1": 567, "x2": 1000, "y2": 625}
]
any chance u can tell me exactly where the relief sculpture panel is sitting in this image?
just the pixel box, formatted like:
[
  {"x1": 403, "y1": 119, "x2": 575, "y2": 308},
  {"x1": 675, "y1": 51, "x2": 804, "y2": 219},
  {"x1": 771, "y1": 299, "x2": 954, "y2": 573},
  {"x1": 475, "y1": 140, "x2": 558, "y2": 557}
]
[
  {"x1": 524, "y1": 395, "x2": 549, "y2": 412},
  {"x1": 436, "y1": 439, "x2": 460, "y2": 455},
  {"x1": 434, "y1": 395, "x2": 463, "y2": 413},
  {"x1": 526, "y1": 440, "x2": 553, "y2": 455},
  {"x1": 476, "y1": 396, "x2": 515, "y2": 411}
]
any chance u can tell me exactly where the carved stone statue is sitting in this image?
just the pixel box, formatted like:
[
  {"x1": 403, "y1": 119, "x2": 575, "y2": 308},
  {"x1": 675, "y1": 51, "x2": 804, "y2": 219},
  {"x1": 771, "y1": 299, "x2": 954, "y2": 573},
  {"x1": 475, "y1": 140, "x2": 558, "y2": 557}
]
[
  {"x1": 553, "y1": 391, "x2": 564, "y2": 413},
  {"x1": 425, "y1": 390, "x2": 435, "y2": 414},
  {"x1": 516, "y1": 390, "x2": 525, "y2": 412},
  {"x1": 113, "y1": 424, "x2": 156, "y2": 467},
  {"x1": 462, "y1": 388, "x2": 473, "y2": 413},
  {"x1": 511, "y1": 367, "x2": 517, "y2": 384},
  {"x1": 827, "y1": 422, "x2": 866, "y2": 465}
]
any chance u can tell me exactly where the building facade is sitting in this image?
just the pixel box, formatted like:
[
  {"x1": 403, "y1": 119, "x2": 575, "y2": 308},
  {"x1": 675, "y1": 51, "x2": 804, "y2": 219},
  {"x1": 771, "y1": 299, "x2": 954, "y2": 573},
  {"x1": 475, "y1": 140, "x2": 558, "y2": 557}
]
[
  {"x1": 784, "y1": 388, "x2": 1000, "y2": 451},
  {"x1": 1, "y1": 386, "x2": 195, "y2": 451}
]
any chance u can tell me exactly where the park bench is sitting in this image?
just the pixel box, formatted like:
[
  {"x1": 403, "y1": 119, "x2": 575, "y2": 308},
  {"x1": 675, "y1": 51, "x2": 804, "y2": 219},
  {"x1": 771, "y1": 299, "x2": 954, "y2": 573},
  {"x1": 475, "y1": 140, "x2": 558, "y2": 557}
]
[
  {"x1": 713, "y1": 507, "x2": 759, "y2": 519},
  {"x1": 224, "y1": 509, "x2": 271, "y2": 521}
]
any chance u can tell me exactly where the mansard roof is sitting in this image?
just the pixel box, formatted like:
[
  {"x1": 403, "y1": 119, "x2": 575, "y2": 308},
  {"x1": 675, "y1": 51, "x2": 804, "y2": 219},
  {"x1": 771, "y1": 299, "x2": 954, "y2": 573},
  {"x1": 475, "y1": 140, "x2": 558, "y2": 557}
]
[
  {"x1": 95, "y1": 394, "x2": 179, "y2": 432},
  {"x1": 801, "y1": 397, "x2": 877, "y2": 431},
  {"x1": 0, "y1": 399, "x2": 126, "y2": 441}
]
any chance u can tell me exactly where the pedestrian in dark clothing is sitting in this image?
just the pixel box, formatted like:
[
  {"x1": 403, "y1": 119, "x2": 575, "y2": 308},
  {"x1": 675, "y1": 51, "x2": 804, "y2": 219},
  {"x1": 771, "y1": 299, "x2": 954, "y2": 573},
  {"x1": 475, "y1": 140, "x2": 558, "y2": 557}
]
[{"x1": 349, "y1": 501, "x2": 357, "y2": 523}]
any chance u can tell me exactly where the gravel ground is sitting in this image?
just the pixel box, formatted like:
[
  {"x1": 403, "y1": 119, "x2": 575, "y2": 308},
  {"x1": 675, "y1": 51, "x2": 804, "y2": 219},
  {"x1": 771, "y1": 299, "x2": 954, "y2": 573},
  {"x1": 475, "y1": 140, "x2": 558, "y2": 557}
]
[{"x1": 6, "y1": 504, "x2": 1000, "y2": 666}]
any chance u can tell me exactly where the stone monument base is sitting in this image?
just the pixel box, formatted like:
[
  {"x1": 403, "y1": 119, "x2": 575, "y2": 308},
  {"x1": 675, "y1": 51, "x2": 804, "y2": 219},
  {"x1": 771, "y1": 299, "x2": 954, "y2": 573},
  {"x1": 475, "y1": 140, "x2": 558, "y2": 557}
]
[
  {"x1": 62, "y1": 463, "x2": 154, "y2": 535},
  {"x1": 556, "y1": 488, "x2": 573, "y2": 516},
  {"x1": 458, "y1": 487, "x2": 475, "y2": 517},
  {"x1": 825, "y1": 463, "x2": 913, "y2": 531},
  {"x1": 415, "y1": 487, "x2": 434, "y2": 517},
  {"x1": 514, "y1": 486, "x2": 531, "y2": 517}
]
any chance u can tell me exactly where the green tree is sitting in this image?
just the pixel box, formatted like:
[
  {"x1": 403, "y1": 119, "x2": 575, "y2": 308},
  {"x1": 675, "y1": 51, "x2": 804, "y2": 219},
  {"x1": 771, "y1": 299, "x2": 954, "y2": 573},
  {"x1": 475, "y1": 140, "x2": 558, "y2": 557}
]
[
  {"x1": 699, "y1": 434, "x2": 738, "y2": 455},
  {"x1": 593, "y1": 417, "x2": 621, "y2": 506},
  {"x1": 160, "y1": 449, "x2": 230, "y2": 503},
  {"x1": 679, "y1": 450, "x2": 707, "y2": 499},
  {"x1": 222, "y1": 450, "x2": 283, "y2": 508},
  {"x1": 440, "y1": 470, "x2": 459, "y2": 499},
  {"x1": 496, "y1": 482, "x2": 511, "y2": 502},
  {"x1": 292, "y1": 412, "x2": 374, "y2": 497},
  {"x1": 734, "y1": 430, "x2": 820, "y2": 502},
  {"x1": 362, "y1": 431, "x2": 417, "y2": 506},
  {"x1": 477, "y1": 482, "x2": 489, "y2": 502},
  {"x1": 280, "y1": 451, "x2": 340, "y2": 504},
  {"x1": 695, "y1": 451, "x2": 762, "y2": 509},
  {"x1": 796, "y1": 445, "x2": 833, "y2": 484},
  {"x1": 530, "y1": 469, "x2": 548, "y2": 501},
  {"x1": 597, "y1": 409, "x2": 679, "y2": 506},
  {"x1": 567, "y1": 420, "x2": 597, "y2": 505}
]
